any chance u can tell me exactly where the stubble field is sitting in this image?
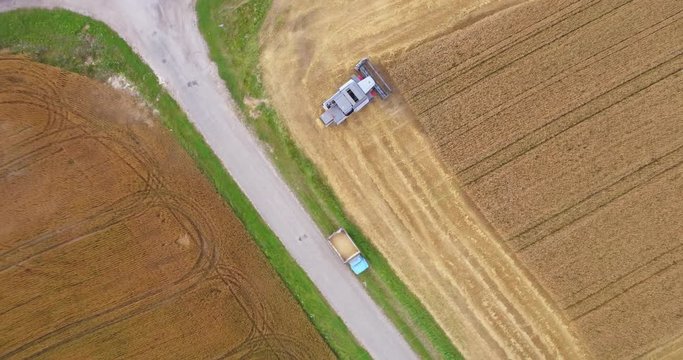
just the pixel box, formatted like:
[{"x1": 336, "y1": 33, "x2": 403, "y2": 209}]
[
  {"x1": 0, "y1": 57, "x2": 333, "y2": 359},
  {"x1": 387, "y1": 0, "x2": 683, "y2": 358}
]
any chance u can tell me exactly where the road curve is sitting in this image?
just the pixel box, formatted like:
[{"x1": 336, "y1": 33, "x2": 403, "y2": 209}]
[{"x1": 0, "y1": 0, "x2": 417, "y2": 358}]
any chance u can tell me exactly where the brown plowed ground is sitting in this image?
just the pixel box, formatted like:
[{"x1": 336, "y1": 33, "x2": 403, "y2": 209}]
[
  {"x1": 388, "y1": 0, "x2": 683, "y2": 358},
  {"x1": 0, "y1": 57, "x2": 333, "y2": 359},
  {"x1": 261, "y1": 0, "x2": 585, "y2": 359}
]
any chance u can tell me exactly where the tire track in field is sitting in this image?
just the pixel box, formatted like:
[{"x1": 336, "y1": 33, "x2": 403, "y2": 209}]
[
  {"x1": 564, "y1": 240, "x2": 683, "y2": 318},
  {"x1": 24, "y1": 184, "x2": 286, "y2": 359},
  {"x1": 369, "y1": 141, "x2": 533, "y2": 358},
  {"x1": 1, "y1": 130, "x2": 85, "y2": 177},
  {"x1": 446, "y1": 12, "x2": 683, "y2": 175},
  {"x1": 0, "y1": 77, "x2": 167, "y2": 255},
  {"x1": 0, "y1": 78, "x2": 212, "y2": 357},
  {"x1": 456, "y1": 50, "x2": 682, "y2": 183},
  {"x1": 2, "y1": 192, "x2": 208, "y2": 358},
  {"x1": 0, "y1": 89, "x2": 79, "y2": 163},
  {"x1": 370, "y1": 131, "x2": 551, "y2": 358},
  {"x1": 15, "y1": 166, "x2": 287, "y2": 358},
  {"x1": 488, "y1": 63, "x2": 682, "y2": 246},
  {"x1": 377, "y1": 119, "x2": 583, "y2": 359},
  {"x1": 387, "y1": 0, "x2": 683, "y2": 355},
  {"x1": 0, "y1": 58, "x2": 63, "y2": 101},
  {"x1": 335, "y1": 129, "x2": 510, "y2": 358},
  {"x1": 0, "y1": 94, "x2": 70, "y2": 149},
  {"x1": 512, "y1": 143, "x2": 683, "y2": 252},
  {"x1": 571, "y1": 236, "x2": 683, "y2": 322},
  {"x1": 217, "y1": 333, "x2": 315, "y2": 360},
  {"x1": 412, "y1": 0, "x2": 644, "y2": 113},
  {"x1": 215, "y1": 263, "x2": 274, "y2": 339},
  {"x1": 2, "y1": 58, "x2": 325, "y2": 359},
  {"x1": 461, "y1": 57, "x2": 680, "y2": 192},
  {"x1": 333, "y1": 99, "x2": 583, "y2": 357},
  {"x1": 482, "y1": 69, "x2": 681, "y2": 237},
  {"x1": 412, "y1": 0, "x2": 638, "y2": 114},
  {"x1": 451, "y1": 55, "x2": 681, "y2": 249},
  {"x1": 636, "y1": 330, "x2": 683, "y2": 359},
  {"x1": 0, "y1": 189, "x2": 154, "y2": 272},
  {"x1": 0, "y1": 130, "x2": 158, "y2": 261},
  {"x1": 344, "y1": 115, "x2": 578, "y2": 358},
  {"x1": 214, "y1": 261, "x2": 295, "y2": 358},
  {"x1": 416, "y1": 0, "x2": 682, "y2": 130},
  {"x1": 0, "y1": 59, "x2": 68, "y2": 143},
  {"x1": 16, "y1": 178, "x2": 238, "y2": 356},
  {"x1": 7, "y1": 193, "x2": 217, "y2": 359},
  {"x1": 403, "y1": 0, "x2": 588, "y2": 93},
  {"x1": 0, "y1": 170, "x2": 155, "y2": 265}
]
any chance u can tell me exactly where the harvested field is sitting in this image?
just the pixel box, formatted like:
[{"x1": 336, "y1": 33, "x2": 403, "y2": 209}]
[
  {"x1": 388, "y1": 0, "x2": 683, "y2": 358},
  {"x1": 261, "y1": 0, "x2": 586, "y2": 358},
  {"x1": 0, "y1": 57, "x2": 333, "y2": 359}
]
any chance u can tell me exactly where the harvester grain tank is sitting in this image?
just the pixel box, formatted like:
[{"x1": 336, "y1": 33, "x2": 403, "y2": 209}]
[
  {"x1": 327, "y1": 228, "x2": 369, "y2": 275},
  {"x1": 319, "y1": 58, "x2": 392, "y2": 126}
]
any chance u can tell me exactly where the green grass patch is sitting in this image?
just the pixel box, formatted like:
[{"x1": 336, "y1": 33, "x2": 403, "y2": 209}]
[
  {"x1": 196, "y1": 0, "x2": 463, "y2": 358},
  {"x1": 0, "y1": 8, "x2": 367, "y2": 359}
]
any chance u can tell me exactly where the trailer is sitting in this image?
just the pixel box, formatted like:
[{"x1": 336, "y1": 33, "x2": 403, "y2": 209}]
[
  {"x1": 327, "y1": 228, "x2": 369, "y2": 275},
  {"x1": 319, "y1": 58, "x2": 392, "y2": 127}
]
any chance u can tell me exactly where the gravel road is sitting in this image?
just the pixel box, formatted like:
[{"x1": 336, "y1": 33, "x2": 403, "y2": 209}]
[{"x1": 0, "y1": 0, "x2": 417, "y2": 358}]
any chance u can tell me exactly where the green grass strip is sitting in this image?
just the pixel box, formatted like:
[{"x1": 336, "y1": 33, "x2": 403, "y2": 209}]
[
  {"x1": 0, "y1": 8, "x2": 368, "y2": 359},
  {"x1": 195, "y1": 0, "x2": 463, "y2": 358}
]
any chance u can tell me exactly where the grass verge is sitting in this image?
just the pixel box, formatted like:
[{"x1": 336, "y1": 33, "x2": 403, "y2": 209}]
[
  {"x1": 0, "y1": 8, "x2": 369, "y2": 359},
  {"x1": 195, "y1": 0, "x2": 463, "y2": 358}
]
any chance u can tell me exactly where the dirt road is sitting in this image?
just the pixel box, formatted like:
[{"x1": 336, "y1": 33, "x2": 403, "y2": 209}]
[{"x1": 0, "y1": 0, "x2": 416, "y2": 358}]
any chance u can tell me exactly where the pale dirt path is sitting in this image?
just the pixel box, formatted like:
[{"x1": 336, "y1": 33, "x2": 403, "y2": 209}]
[
  {"x1": 260, "y1": 0, "x2": 586, "y2": 358},
  {"x1": 0, "y1": 1, "x2": 417, "y2": 359}
]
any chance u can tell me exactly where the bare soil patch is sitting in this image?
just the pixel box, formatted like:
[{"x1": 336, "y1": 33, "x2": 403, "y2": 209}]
[
  {"x1": 388, "y1": 0, "x2": 683, "y2": 358},
  {"x1": 0, "y1": 57, "x2": 333, "y2": 359}
]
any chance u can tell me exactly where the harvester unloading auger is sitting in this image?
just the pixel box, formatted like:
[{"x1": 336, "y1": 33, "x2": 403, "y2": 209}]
[{"x1": 319, "y1": 58, "x2": 392, "y2": 126}]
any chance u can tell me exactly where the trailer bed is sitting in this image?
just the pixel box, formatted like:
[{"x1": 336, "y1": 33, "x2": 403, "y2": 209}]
[{"x1": 329, "y1": 230, "x2": 360, "y2": 262}]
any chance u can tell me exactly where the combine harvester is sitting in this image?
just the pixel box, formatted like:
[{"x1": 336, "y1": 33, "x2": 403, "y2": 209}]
[{"x1": 319, "y1": 58, "x2": 392, "y2": 126}]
